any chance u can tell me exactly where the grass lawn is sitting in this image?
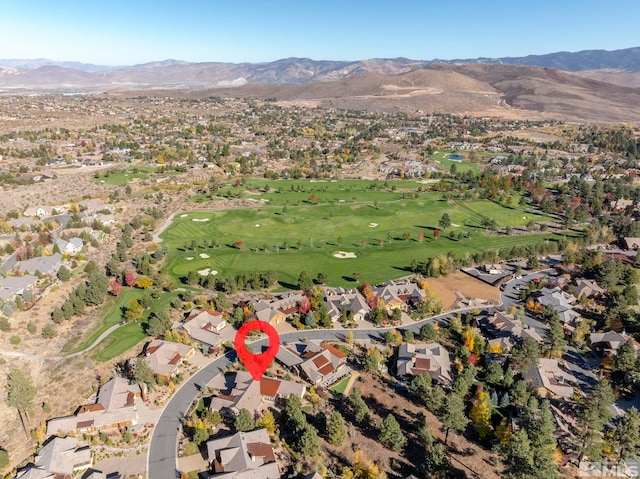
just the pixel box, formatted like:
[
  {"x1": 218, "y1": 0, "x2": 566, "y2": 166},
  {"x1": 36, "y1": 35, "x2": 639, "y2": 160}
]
[
  {"x1": 430, "y1": 150, "x2": 481, "y2": 174},
  {"x1": 329, "y1": 375, "x2": 352, "y2": 395},
  {"x1": 160, "y1": 179, "x2": 563, "y2": 287},
  {"x1": 91, "y1": 322, "x2": 146, "y2": 362},
  {"x1": 94, "y1": 171, "x2": 148, "y2": 185},
  {"x1": 72, "y1": 288, "x2": 144, "y2": 353}
]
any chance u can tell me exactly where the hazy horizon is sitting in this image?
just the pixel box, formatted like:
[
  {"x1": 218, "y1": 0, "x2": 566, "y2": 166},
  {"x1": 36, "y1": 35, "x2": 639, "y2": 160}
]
[{"x1": 0, "y1": 0, "x2": 638, "y2": 65}]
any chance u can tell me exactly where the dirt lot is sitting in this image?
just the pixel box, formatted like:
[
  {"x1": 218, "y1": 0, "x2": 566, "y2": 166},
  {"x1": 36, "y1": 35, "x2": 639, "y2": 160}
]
[
  {"x1": 320, "y1": 371, "x2": 502, "y2": 479},
  {"x1": 426, "y1": 271, "x2": 502, "y2": 310}
]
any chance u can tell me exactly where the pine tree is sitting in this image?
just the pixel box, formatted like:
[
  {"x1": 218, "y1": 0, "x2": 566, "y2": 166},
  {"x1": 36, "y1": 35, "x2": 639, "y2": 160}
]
[
  {"x1": 542, "y1": 315, "x2": 566, "y2": 359},
  {"x1": 502, "y1": 429, "x2": 535, "y2": 479},
  {"x1": 235, "y1": 408, "x2": 255, "y2": 432},
  {"x1": 327, "y1": 411, "x2": 346, "y2": 446},
  {"x1": 616, "y1": 406, "x2": 640, "y2": 460},
  {"x1": 379, "y1": 413, "x2": 407, "y2": 451},
  {"x1": 6, "y1": 369, "x2": 36, "y2": 437},
  {"x1": 439, "y1": 393, "x2": 468, "y2": 445},
  {"x1": 349, "y1": 388, "x2": 369, "y2": 423},
  {"x1": 57, "y1": 265, "x2": 71, "y2": 282}
]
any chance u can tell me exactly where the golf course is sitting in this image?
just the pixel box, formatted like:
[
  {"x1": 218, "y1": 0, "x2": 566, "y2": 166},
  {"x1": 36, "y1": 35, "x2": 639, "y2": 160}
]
[{"x1": 159, "y1": 179, "x2": 565, "y2": 287}]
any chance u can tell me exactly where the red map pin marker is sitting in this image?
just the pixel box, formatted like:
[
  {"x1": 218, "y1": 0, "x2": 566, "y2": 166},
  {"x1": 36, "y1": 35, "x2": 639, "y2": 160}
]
[{"x1": 234, "y1": 320, "x2": 280, "y2": 381}]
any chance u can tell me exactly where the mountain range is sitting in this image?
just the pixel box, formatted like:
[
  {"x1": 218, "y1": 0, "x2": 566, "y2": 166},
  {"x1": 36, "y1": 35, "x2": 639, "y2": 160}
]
[{"x1": 1, "y1": 47, "x2": 640, "y2": 123}]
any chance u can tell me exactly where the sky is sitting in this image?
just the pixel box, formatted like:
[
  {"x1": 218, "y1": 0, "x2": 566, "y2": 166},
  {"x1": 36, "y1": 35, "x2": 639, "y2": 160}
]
[{"x1": 0, "y1": 0, "x2": 638, "y2": 66}]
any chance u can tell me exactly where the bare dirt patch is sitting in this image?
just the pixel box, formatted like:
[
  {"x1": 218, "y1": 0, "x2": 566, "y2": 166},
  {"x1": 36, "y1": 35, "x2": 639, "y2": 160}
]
[
  {"x1": 426, "y1": 271, "x2": 501, "y2": 310},
  {"x1": 328, "y1": 371, "x2": 501, "y2": 479}
]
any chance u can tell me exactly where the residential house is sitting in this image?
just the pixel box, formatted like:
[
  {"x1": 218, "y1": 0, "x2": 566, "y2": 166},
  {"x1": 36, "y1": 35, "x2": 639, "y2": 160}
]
[
  {"x1": 23, "y1": 205, "x2": 55, "y2": 218},
  {"x1": 80, "y1": 198, "x2": 114, "y2": 216},
  {"x1": 15, "y1": 437, "x2": 92, "y2": 479},
  {"x1": 46, "y1": 377, "x2": 140, "y2": 437},
  {"x1": 575, "y1": 278, "x2": 606, "y2": 299},
  {"x1": 206, "y1": 429, "x2": 279, "y2": 479},
  {"x1": 141, "y1": 339, "x2": 195, "y2": 379},
  {"x1": 396, "y1": 342, "x2": 452, "y2": 384},
  {"x1": 483, "y1": 263, "x2": 503, "y2": 275},
  {"x1": 0, "y1": 274, "x2": 37, "y2": 301},
  {"x1": 250, "y1": 292, "x2": 306, "y2": 325},
  {"x1": 276, "y1": 341, "x2": 350, "y2": 387},
  {"x1": 172, "y1": 309, "x2": 226, "y2": 353},
  {"x1": 477, "y1": 311, "x2": 543, "y2": 349},
  {"x1": 55, "y1": 237, "x2": 83, "y2": 255},
  {"x1": 14, "y1": 253, "x2": 62, "y2": 276},
  {"x1": 536, "y1": 287, "x2": 577, "y2": 310},
  {"x1": 623, "y1": 237, "x2": 640, "y2": 250},
  {"x1": 323, "y1": 288, "x2": 371, "y2": 322},
  {"x1": 523, "y1": 358, "x2": 577, "y2": 399},
  {"x1": 589, "y1": 330, "x2": 640, "y2": 356},
  {"x1": 208, "y1": 371, "x2": 305, "y2": 415},
  {"x1": 373, "y1": 280, "x2": 426, "y2": 311}
]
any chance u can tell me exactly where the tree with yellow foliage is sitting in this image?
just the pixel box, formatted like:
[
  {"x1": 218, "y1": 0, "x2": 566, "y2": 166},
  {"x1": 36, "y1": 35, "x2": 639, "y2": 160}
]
[
  {"x1": 352, "y1": 450, "x2": 387, "y2": 479},
  {"x1": 470, "y1": 386, "x2": 492, "y2": 440}
]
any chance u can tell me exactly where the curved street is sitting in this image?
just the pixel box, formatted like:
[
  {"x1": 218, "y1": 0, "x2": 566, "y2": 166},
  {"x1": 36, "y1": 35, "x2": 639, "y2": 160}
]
[{"x1": 147, "y1": 312, "x2": 473, "y2": 478}]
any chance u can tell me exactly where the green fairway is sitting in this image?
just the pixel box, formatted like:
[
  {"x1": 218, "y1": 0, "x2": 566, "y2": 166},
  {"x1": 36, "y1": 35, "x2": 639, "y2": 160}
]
[
  {"x1": 72, "y1": 288, "x2": 144, "y2": 353},
  {"x1": 430, "y1": 150, "x2": 481, "y2": 174},
  {"x1": 159, "y1": 179, "x2": 562, "y2": 287},
  {"x1": 91, "y1": 322, "x2": 146, "y2": 362}
]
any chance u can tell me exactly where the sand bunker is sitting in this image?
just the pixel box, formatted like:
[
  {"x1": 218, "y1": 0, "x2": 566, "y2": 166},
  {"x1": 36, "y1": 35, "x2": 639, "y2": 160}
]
[
  {"x1": 255, "y1": 224, "x2": 260, "y2": 227},
  {"x1": 198, "y1": 268, "x2": 219, "y2": 276},
  {"x1": 451, "y1": 223, "x2": 460, "y2": 227},
  {"x1": 192, "y1": 218, "x2": 209, "y2": 222},
  {"x1": 334, "y1": 251, "x2": 357, "y2": 259},
  {"x1": 180, "y1": 214, "x2": 188, "y2": 218},
  {"x1": 199, "y1": 253, "x2": 210, "y2": 258},
  {"x1": 369, "y1": 223, "x2": 378, "y2": 228},
  {"x1": 186, "y1": 257, "x2": 194, "y2": 260}
]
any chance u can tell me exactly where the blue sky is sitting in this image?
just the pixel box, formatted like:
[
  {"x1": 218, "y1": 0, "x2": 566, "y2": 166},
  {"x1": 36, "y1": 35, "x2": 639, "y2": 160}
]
[{"x1": 0, "y1": 0, "x2": 638, "y2": 65}]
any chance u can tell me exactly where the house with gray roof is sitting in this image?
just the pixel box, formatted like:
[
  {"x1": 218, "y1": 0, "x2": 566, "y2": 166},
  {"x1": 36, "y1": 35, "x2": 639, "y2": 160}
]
[
  {"x1": 14, "y1": 253, "x2": 62, "y2": 276},
  {"x1": 206, "y1": 429, "x2": 279, "y2": 479},
  {"x1": 323, "y1": 287, "x2": 371, "y2": 322},
  {"x1": 55, "y1": 237, "x2": 83, "y2": 255},
  {"x1": 172, "y1": 309, "x2": 226, "y2": 352},
  {"x1": 276, "y1": 341, "x2": 351, "y2": 387},
  {"x1": 523, "y1": 358, "x2": 577, "y2": 400},
  {"x1": 141, "y1": 339, "x2": 195, "y2": 379},
  {"x1": 397, "y1": 342, "x2": 452, "y2": 384},
  {"x1": 0, "y1": 274, "x2": 37, "y2": 301},
  {"x1": 589, "y1": 330, "x2": 640, "y2": 356},
  {"x1": 208, "y1": 371, "x2": 305, "y2": 415},
  {"x1": 46, "y1": 377, "x2": 139, "y2": 437},
  {"x1": 16, "y1": 436, "x2": 92, "y2": 479},
  {"x1": 373, "y1": 280, "x2": 426, "y2": 311}
]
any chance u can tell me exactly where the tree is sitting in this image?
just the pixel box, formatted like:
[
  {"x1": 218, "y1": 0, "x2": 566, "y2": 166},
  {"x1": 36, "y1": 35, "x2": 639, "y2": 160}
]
[
  {"x1": 41, "y1": 324, "x2": 57, "y2": 339},
  {"x1": 124, "y1": 270, "x2": 136, "y2": 287},
  {"x1": 542, "y1": 314, "x2": 566, "y2": 359},
  {"x1": 470, "y1": 387, "x2": 492, "y2": 439},
  {"x1": 614, "y1": 340, "x2": 637, "y2": 373},
  {"x1": 109, "y1": 280, "x2": 122, "y2": 296},
  {"x1": 439, "y1": 393, "x2": 468, "y2": 444},
  {"x1": 578, "y1": 381, "x2": 615, "y2": 461},
  {"x1": 327, "y1": 411, "x2": 346, "y2": 446},
  {"x1": 616, "y1": 406, "x2": 640, "y2": 460},
  {"x1": 0, "y1": 449, "x2": 8, "y2": 468},
  {"x1": 501, "y1": 429, "x2": 535, "y2": 479},
  {"x1": 304, "y1": 310, "x2": 316, "y2": 327},
  {"x1": 135, "y1": 276, "x2": 153, "y2": 289},
  {"x1": 6, "y1": 369, "x2": 36, "y2": 437},
  {"x1": 510, "y1": 337, "x2": 540, "y2": 372},
  {"x1": 379, "y1": 413, "x2": 407, "y2": 451},
  {"x1": 146, "y1": 310, "x2": 172, "y2": 336},
  {"x1": 361, "y1": 346, "x2": 381, "y2": 372},
  {"x1": 215, "y1": 292, "x2": 231, "y2": 311},
  {"x1": 433, "y1": 229, "x2": 440, "y2": 240},
  {"x1": 522, "y1": 398, "x2": 559, "y2": 478},
  {"x1": 485, "y1": 361, "x2": 504, "y2": 386},
  {"x1": 125, "y1": 299, "x2": 144, "y2": 322},
  {"x1": 409, "y1": 373, "x2": 432, "y2": 396},
  {"x1": 298, "y1": 270, "x2": 313, "y2": 290},
  {"x1": 349, "y1": 388, "x2": 369, "y2": 423},
  {"x1": 257, "y1": 409, "x2": 276, "y2": 434},
  {"x1": 438, "y1": 213, "x2": 452, "y2": 230},
  {"x1": 235, "y1": 408, "x2": 255, "y2": 432},
  {"x1": 419, "y1": 323, "x2": 437, "y2": 341},
  {"x1": 132, "y1": 358, "x2": 155, "y2": 391},
  {"x1": 57, "y1": 265, "x2": 71, "y2": 282},
  {"x1": 415, "y1": 411, "x2": 433, "y2": 448}
]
